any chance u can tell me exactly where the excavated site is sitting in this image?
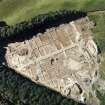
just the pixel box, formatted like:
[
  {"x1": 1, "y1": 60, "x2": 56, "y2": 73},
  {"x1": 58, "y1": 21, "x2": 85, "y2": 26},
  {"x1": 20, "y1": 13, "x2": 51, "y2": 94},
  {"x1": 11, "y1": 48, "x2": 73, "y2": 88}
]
[{"x1": 4, "y1": 17, "x2": 99, "y2": 103}]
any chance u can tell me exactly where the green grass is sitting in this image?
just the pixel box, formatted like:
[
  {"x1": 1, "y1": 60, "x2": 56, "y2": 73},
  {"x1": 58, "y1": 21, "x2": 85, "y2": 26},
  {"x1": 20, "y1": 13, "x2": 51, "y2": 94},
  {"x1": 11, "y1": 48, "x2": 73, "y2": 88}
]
[
  {"x1": 0, "y1": 0, "x2": 105, "y2": 25},
  {"x1": 96, "y1": 90, "x2": 105, "y2": 105},
  {"x1": 88, "y1": 11, "x2": 105, "y2": 80},
  {"x1": 88, "y1": 11, "x2": 105, "y2": 53},
  {"x1": 88, "y1": 11, "x2": 105, "y2": 105}
]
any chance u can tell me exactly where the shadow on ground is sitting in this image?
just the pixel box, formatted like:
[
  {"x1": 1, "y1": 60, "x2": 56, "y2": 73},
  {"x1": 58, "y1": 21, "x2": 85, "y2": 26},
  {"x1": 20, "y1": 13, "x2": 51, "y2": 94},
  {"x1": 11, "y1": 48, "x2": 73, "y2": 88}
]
[
  {"x1": 0, "y1": 66, "x2": 86, "y2": 105},
  {"x1": 0, "y1": 10, "x2": 87, "y2": 47}
]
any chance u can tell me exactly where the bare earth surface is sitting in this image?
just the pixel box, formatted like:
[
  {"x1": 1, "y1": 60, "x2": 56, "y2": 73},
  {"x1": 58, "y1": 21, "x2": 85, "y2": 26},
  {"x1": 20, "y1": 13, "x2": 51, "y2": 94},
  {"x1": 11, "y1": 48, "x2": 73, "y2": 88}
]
[{"x1": 5, "y1": 17, "x2": 99, "y2": 103}]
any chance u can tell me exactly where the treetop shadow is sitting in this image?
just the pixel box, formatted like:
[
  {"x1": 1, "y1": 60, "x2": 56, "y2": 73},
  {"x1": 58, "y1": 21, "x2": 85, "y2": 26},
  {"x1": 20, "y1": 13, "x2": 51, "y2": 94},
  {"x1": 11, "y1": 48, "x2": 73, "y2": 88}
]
[{"x1": 0, "y1": 10, "x2": 87, "y2": 47}]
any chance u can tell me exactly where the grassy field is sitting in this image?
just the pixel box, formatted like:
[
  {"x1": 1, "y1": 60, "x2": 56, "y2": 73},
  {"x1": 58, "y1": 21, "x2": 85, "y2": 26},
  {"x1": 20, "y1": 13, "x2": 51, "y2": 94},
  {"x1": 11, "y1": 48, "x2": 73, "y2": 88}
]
[
  {"x1": 88, "y1": 11, "x2": 105, "y2": 80},
  {"x1": 0, "y1": 0, "x2": 105, "y2": 25},
  {"x1": 88, "y1": 10, "x2": 105, "y2": 105}
]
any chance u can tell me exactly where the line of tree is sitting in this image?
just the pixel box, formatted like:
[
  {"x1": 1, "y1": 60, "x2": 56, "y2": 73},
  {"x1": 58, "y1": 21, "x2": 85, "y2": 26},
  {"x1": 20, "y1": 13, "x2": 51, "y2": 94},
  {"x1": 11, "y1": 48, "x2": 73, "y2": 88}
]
[
  {"x1": 0, "y1": 10, "x2": 86, "y2": 45},
  {"x1": 0, "y1": 65, "x2": 86, "y2": 105},
  {"x1": 0, "y1": 93, "x2": 14, "y2": 105}
]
